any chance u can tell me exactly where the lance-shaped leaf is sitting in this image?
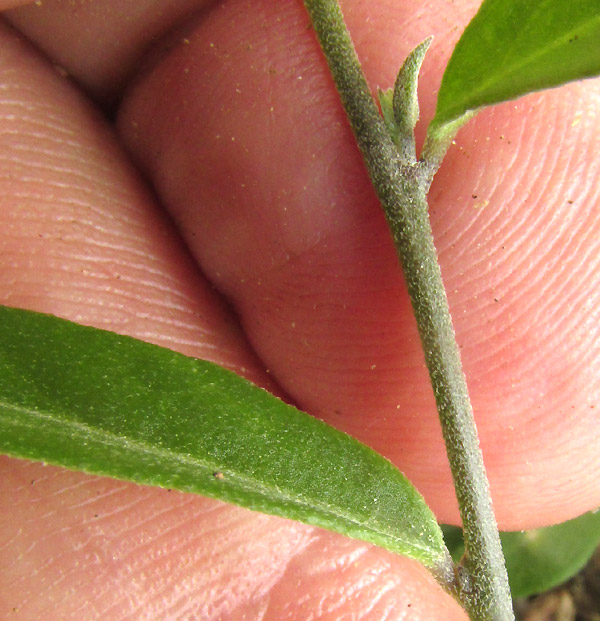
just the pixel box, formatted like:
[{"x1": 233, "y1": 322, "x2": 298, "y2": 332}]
[
  {"x1": 0, "y1": 305, "x2": 451, "y2": 574},
  {"x1": 378, "y1": 37, "x2": 432, "y2": 163}
]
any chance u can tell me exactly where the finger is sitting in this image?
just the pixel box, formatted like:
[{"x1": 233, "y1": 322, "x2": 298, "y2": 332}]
[
  {"x1": 0, "y1": 0, "x2": 31, "y2": 10},
  {"x1": 118, "y1": 0, "x2": 600, "y2": 529},
  {"x1": 4, "y1": 0, "x2": 216, "y2": 105},
  {"x1": 0, "y1": 21, "x2": 267, "y2": 382},
  {"x1": 0, "y1": 21, "x2": 464, "y2": 619},
  {"x1": 2, "y1": 459, "x2": 465, "y2": 619}
]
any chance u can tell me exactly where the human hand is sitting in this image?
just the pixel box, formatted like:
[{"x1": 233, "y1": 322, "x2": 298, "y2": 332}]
[{"x1": 1, "y1": 0, "x2": 598, "y2": 618}]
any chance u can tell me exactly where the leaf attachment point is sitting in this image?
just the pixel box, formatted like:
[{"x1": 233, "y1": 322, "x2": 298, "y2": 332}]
[
  {"x1": 443, "y1": 510, "x2": 600, "y2": 600},
  {"x1": 421, "y1": 109, "x2": 475, "y2": 185},
  {"x1": 378, "y1": 37, "x2": 433, "y2": 164}
]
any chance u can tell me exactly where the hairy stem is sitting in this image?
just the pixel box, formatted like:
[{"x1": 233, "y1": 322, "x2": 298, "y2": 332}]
[{"x1": 302, "y1": 1, "x2": 513, "y2": 619}]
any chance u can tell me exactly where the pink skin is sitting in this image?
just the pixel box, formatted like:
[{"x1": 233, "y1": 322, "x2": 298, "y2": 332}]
[{"x1": 0, "y1": 0, "x2": 598, "y2": 618}]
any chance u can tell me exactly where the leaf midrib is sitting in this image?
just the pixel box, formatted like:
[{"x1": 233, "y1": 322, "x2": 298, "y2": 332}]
[
  {"x1": 0, "y1": 400, "x2": 437, "y2": 557},
  {"x1": 478, "y1": 15, "x2": 599, "y2": 94},
  {"x1": 440, "y1": 9, "x2": 600, "y2": 124}
]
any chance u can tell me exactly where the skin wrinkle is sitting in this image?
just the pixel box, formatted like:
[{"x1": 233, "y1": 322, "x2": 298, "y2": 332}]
[
  {"x1": 0, "y1": 101, "x2": 104, "y2": 149},
  {"x1": 431, "y1": 114, "x2": 525, "y2": 266},
  {"x1": 358, "y1": 582, "x2": 398, "y2": 620},
  {"x1": 1, "y1": 255, "x2": 255, "y2": 362},
  {"x1": 8, "y1": 465, "x2": 320, "y2": 619},
  {"x1": 0, "y1": 158, "x2": 123, "y2": 200},
  {"x1": 0, "y1": 82, "x2": 97, "y2": 144},
  {"x1": 500, "y1": 229, "x2": 589, "y2": 342},
  {"x1": 110, "y1": 543, "x2": 198, "y2": 615},
  {"x1": 446, "y1": 125, "x2": 592, "y2": 434},
  {"x1": 173, "y1": 521, "x2": 313, "y2": 621},
  {"x1": 436, "y1": 90, "x2": 600, "y2": 382},
  {"x1": 1, "y1": 224, "x2": 227, "y2": 345},
  {"x1": 266, "y1": 539, "x2": 440, "y2": 620}
]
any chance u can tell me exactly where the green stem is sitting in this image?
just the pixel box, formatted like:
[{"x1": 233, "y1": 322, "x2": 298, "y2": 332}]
[{"x1": 302, "y1": 1, "x2": 514, "y2": 619}]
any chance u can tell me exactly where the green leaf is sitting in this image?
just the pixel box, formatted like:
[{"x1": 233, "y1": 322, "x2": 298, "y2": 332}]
[
  {"x1": 378, "y1": 88, "x2": 397, "y2": 141},
  {"x1": 442, "y1": 510, "x2": 600, "y2": 598},
  {"x1": 378, "y1": 37, "x2": 432, "y2": 163},
  {"x1": 431, "y1": 0, "x2": 600, "y2": 131},
  {"x1": 441, "y1": 524, "x2": 466, "y2": 562},
  {"x1": 0, "y1": 305, "x2": 450, "y2": 572}
]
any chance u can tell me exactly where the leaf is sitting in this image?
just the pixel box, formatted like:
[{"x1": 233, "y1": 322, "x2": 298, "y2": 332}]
[
  {"x1": 391, "y1": 38, "x2": 432, "y2": 137},
  {"x1": 378, "y1": 37, "x2": 432, "y2": 163},
  {"x1": 501, "y1": 512, "x2": 600, "y2": 599},
  {"x1": 441, "y1": 524, "x2": 466, "y2": 562},
  {"x1": 0, "y1": 305, "x2": 450, "y2": 572},
  {"x1": 430, "y1": 0, "x2": 600, "y2": 132},
  {"x1": 378, "y1": 88, "x2": 397, "y2": 141},
  {"x1": 442, "y1": 510, "x2": 600, "y2": 598}
]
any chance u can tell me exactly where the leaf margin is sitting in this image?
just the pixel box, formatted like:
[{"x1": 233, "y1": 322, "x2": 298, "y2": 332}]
[{"x1": 0, "y1": 304, "x2": 452, "y2": 574}]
